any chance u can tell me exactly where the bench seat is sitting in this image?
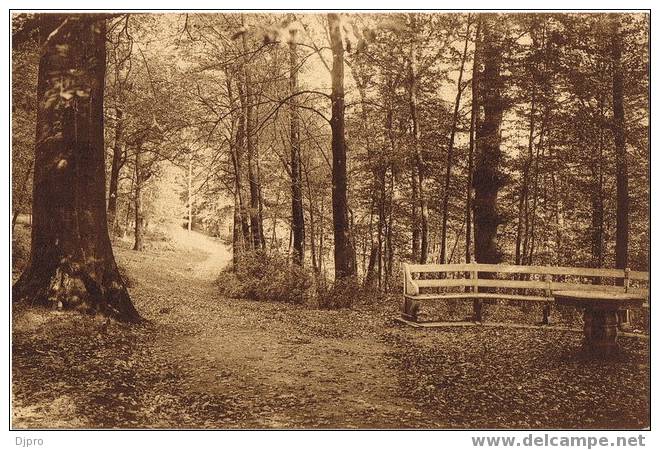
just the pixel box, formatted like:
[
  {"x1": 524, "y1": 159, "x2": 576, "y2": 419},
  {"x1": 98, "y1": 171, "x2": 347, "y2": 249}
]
[{"x1": 403, "y1": 293, "x2": 551, "y2": 302}]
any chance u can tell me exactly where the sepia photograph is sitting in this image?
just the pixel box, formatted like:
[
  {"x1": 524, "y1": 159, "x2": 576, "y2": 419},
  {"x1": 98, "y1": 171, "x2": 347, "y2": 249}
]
[{"x1": 8, "y1": 4, "x2": 651, "y2": 441}]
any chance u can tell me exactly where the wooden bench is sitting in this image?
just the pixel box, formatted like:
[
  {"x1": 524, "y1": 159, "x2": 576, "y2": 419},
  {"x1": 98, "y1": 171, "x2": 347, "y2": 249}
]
[{"x1": 402, "y1": 263, "x2": 649, "y2": 324}]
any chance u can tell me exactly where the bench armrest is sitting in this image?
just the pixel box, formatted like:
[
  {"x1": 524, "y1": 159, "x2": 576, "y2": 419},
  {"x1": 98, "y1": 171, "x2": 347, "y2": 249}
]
[{"x1": 403, "y1": 264, "x2": 420, "y2": 296}]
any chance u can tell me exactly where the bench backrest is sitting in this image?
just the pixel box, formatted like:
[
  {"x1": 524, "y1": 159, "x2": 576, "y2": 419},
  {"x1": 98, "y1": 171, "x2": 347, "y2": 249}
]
[{"x1": 403, "y1": 263, "x2": 649, "y2": 299}]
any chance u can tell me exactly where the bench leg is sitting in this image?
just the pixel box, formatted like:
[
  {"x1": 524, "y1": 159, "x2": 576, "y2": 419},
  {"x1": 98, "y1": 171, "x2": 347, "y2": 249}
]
[
  {"x1": 402, "y1": 297, "x2": 420, "y2": 322},
  {"x1": 472, "y1": 299, "x2": 482, "y2": 323},
  {"x1": 617, "y1": 309, "x2": 630, "y2": 331},
  {"x1": 542, "y1": 303, "x2": 551, "y2": 325},
  {"x1": 583, "y1": 308, "x2": 619, "y2": 357}
]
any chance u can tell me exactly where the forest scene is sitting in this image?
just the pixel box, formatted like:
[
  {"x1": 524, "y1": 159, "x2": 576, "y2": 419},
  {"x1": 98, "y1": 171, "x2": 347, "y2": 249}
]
[{"x1": 10, "y1": 11, "x2": 649, "y2": 430}]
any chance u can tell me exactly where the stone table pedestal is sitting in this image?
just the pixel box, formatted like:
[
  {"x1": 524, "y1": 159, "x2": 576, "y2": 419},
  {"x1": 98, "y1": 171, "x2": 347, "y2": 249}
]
[{"x1": 554, "y1": 290, "x2": 646, "y2": 357}]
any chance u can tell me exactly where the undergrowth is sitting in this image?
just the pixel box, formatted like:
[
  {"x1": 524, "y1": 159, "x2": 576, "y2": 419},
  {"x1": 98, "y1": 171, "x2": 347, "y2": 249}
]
[
  {"x1": 216, "y1": 251, "x2": 313, "y2": 304},
  {"x1": 216, "y1": 251, "x2": 388, "y2": 309}
]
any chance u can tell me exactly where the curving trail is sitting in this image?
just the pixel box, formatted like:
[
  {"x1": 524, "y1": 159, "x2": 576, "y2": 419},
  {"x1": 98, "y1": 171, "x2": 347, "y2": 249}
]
[
  {"x1": 162, "y1": 222, "x2": 232, "y2": 280},
  {"x1": 113, "y1": 223, "x2": 431, "y2": 428}
]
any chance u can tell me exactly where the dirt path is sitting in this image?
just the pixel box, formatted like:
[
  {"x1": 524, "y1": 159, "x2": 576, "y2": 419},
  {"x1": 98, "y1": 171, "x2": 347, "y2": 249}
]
[{"x1": 117, "y1": 228, "x2": 435, "y2": 428}]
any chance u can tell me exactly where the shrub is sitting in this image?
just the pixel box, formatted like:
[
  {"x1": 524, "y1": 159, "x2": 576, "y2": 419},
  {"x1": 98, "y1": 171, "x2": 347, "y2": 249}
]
[
  {"x1": 217, "y1": 251, "x2": 313, "y2": 304},
  {"x1": 316, "y1": 277, "x2": 386, "y2": 309},
  {"x1": 215, "y1": 268, "x2": 246, "y2": 299},
  {"x1": 316, "y1": 277, "x2": 356, "y2": 309}
]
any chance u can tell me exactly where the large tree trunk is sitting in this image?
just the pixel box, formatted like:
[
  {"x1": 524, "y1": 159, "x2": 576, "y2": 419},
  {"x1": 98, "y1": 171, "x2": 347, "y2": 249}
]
[
  {"x1": 328, "y1": 13, "x2": 356, "y2": 280},
  {"x1": 440, "y1": 16, "x2": 472, "y2": 264},
  {"x1": 107, "y1": 107, "x2": 124, "y2": 235},
  {"x1": 289, "y1": 34, "x2": 305, "y2": 265},
  {"x1": 611, "y1": 15, "x2": 629, "y2": 271},
  {"x1": 473, "y1": 17, "x2": 506, "y2": 265},
  {"x1": 12, "y1": 15, "x2": 140, "y2": 322}
]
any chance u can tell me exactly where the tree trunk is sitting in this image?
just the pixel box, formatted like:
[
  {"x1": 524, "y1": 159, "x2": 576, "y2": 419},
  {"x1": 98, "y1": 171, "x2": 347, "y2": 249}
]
[
  {"x1": 364, "y1": 243, "x2": 378, "y2": 288},
  {"x1": 440, "y1": 16, "x2": 472, "y2": 264},
  {"x1": 473, "y1": 17, "x2": 506, "y2": 265},
  {"x1": 515, "y1": 87, "x2": 536, "y2": 265},
  {"x1": 319, "y1": 194, "x2": 325, "y2": 274},
  {"x1": 242, "y1": 18, "x2": 263, "y2": 250},
  {"x1": 328, "y1": 13, "x2": 356, "y2": 280},
  {"x1": 232, "y1": 186, "x2": 242, "y2": 266},
  {"x1": 377, "y1": 168, "x2": 386, "y2": 289},
  {"x1": 12, "y1": 15, "x2": 140, "y2": 322},
  {"x1": 107, "y1": 107, "x2": 124, "y2": 235},
  {"x1": 303, "y1": 160, "x2": 318, "y2": 272},
  {"x1": 408, "y1": 22, "x2": 429, "y2": 263},
  {"x1": 411, "y1": 165, "x2": 420, "y2": 260},
  {"x1": 187, "y1": 153, "x2": 193, "y2": 233},
  {"x1": 385, "y1": 166, "x2": 396, "y2": 292},
  {"x1": 466, "y1": 19, "x2": 481, "y2": 263},
  {"x1": 591, "y1": 97, "x2": 605, "y2": 268},
  {"x1": 611, "y1": 15, "x2": 629, "y2": 271},
  {"x1": 525, "y1": 116, "x2": 547, "y2": 265},
  {"x1": 229, "y1": 76, "x2": 251, "y2": 254},
  {"x1": 354, "y1": 64, "x2": 382, "y2": 287},
  {"x1": 133, "y1": 149, "x2": 144, "y2": 252},
  {"x1": 290, "y1": 34, "x2": 305, "y2": 265}
]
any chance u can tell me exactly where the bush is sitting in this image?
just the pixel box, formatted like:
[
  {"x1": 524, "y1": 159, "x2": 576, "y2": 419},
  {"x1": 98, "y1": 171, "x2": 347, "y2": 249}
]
[
  {"x1": 315, "y1": 276, "x2": 389, "y2": 309},
  {"x1": 316, "y1": 277, "x2": 357, "y2": 309},
  {"x1": 216, "y1": 251, "x2": 392, "y2": 309},
  {"x1": 217, "y1": 251, "x2": 314, "y2": 304}
]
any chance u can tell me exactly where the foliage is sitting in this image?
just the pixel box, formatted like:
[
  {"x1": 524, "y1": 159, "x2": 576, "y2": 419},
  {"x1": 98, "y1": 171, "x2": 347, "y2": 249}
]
[
  {"x1": 217, "y1": 251, "x2": 314, "y2": 304},
  {"x1": 315, "y1": 277, "x2": 387, "y2": 309}
]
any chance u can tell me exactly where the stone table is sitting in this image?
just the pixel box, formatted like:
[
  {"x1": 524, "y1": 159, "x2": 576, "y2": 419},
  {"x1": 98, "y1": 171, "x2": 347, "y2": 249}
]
[{"x1": 554, "y1": 290, "x2": 646, "y2": 356}]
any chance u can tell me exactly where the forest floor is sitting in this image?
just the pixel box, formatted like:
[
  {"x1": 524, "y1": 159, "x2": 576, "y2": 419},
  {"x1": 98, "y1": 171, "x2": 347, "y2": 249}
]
[{"x1": 12, "y1": 222, "x2": 650, "y2": 429}]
